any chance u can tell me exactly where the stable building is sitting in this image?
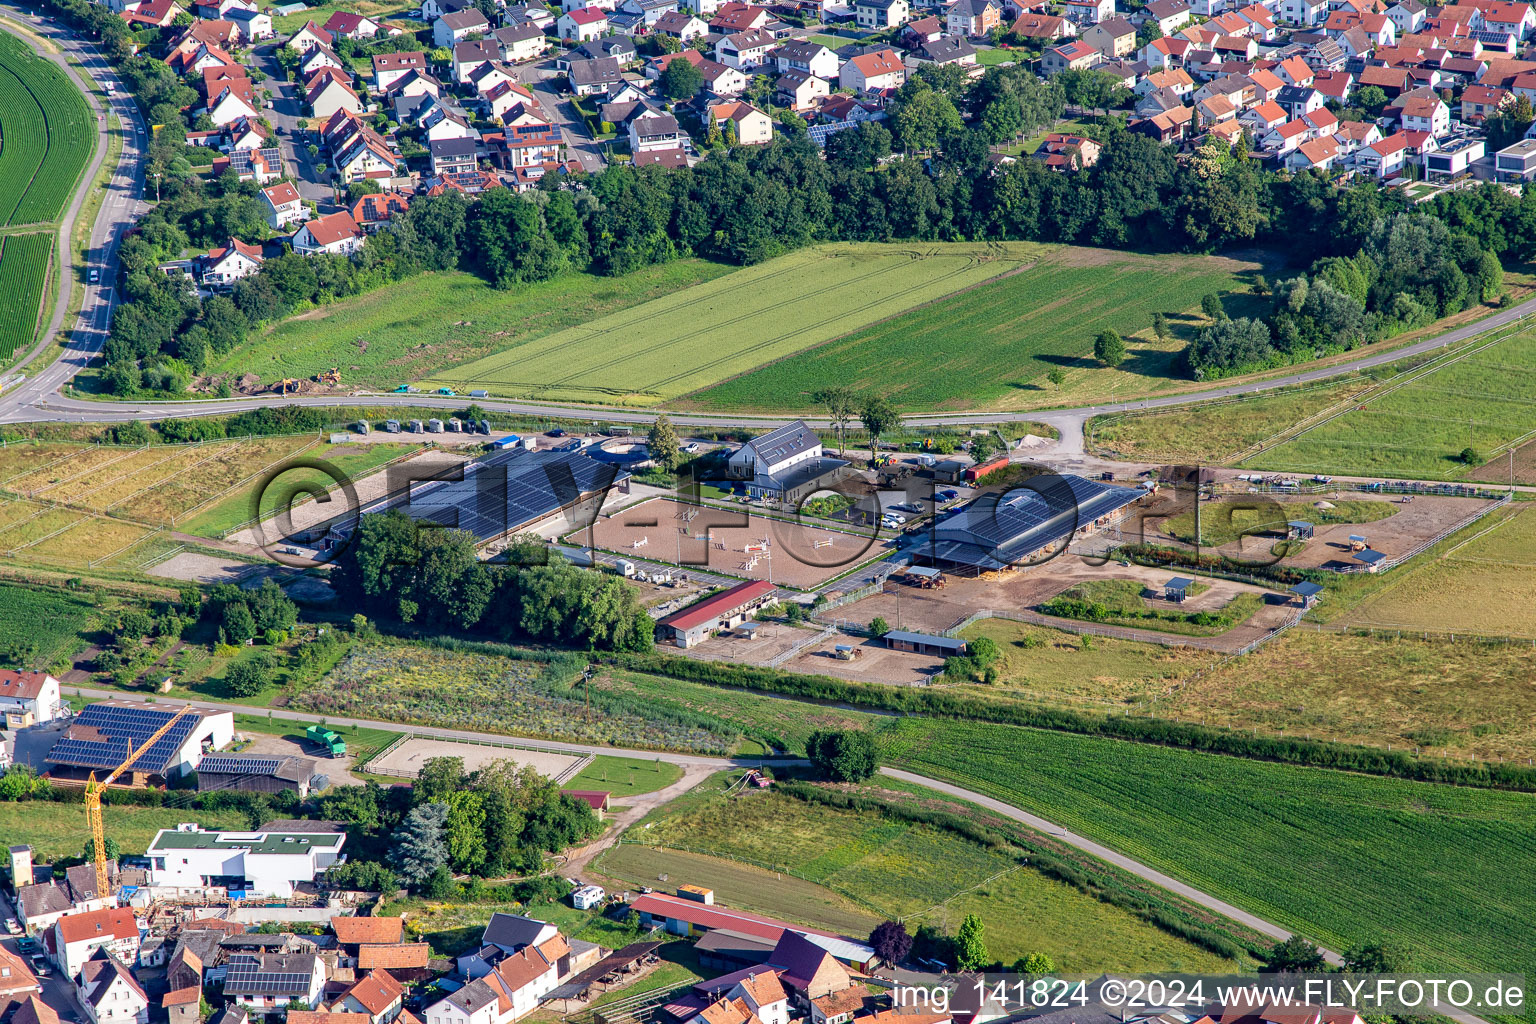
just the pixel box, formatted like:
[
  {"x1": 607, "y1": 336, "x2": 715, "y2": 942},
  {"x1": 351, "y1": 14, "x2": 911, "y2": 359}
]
[
  {"x1": 881, "y1": 631, "x2": 968, "y2": 658},
  {"x1": 44, "y1": 702, "x2": 234, "y2": 785},
  {"x1": 655, "y1": 580, "x2": 778, "y2": 648},
  {"x1": 195, "y1": 754, "x2": 319, "y2": 798},
  {"x1": 724, "y1": 421, "x2": 848, "y2": 503}
]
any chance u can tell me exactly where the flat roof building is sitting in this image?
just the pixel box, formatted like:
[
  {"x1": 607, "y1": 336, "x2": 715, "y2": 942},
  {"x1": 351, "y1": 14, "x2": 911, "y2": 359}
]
[
  {"x1": 145, "y1": 824, "x2": 346, "y2": 897},
  {"x1": 881, "y1": 630, "x2": 967, "y2": 658}
]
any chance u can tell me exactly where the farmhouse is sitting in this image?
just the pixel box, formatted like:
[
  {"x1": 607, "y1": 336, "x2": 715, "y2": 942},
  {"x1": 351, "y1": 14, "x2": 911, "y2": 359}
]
[
  {"x1": 724, "y1": 421, "x2": 849, "y2": 502},
  {"x1": 144, "y1": 823, "x2": 346, "y2": 897},
  {"x1": 0, "y1": 670, "x2": 62, "y2": 728},
  {"x1": 910, "y1": 475, "x2": 1144, "y2": 574},
  {"x1": 630, "y1": 893, "x2": 874, "y2": 972},
  {"x1": 655, "y1": 580, "x2": 778, "y2": 647}
]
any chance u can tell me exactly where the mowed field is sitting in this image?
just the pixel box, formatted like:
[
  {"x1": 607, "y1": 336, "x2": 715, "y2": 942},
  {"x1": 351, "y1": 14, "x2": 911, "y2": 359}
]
[
  {"x1": 0, "y1": 800, "x2": 249, "y2": 862},
  {"x1": 880, "y1": 717, "x2": 1536, "y2": 979},
  {"x1": 207, "y1": 260, "x2": 734, "y2": 388},
  {"x1": 423, "y1": 243, "x2": 1039, "y2": 404},
  {"x1": 610, "y1": 777, "x2": 1239, "y2": 973},
  {"x1": 0, "y1": 29, "x2": 94, "y2": 226},
  {"x1": 0, "y1": 232, "x2": 52, "y2": 359},
  {"x1": 1246, "y1": 324, "x2": 1536, "y2": 479},
  {"x1": 686, "y1": 248, "x2": 1263, "y2": 413}
]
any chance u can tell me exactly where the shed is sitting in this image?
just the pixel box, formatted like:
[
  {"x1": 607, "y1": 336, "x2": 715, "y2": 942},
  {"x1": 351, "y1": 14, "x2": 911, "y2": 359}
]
[
  {"x1": 934, "y1": 459, "x2": 968, "y2": 483},
  {"x1": 1289, "y1": 581, "x2": 1324, "y2": 608},
  {"x1": 738, "y1": 622, "x2": 762, "y2": 639},
  {"x1": 882, "y1": 630, "x2": 968, "y2": 658},
  {"x1": 1347, "y1": 534, "x2": 1369, "y2": 550},
  {"x1": 1163, "y1": 576, "x2": 1194, "y2": 602},
  {"x1": 1286, "y1": 520, "x2": 1314, "y2": 539},
  {"x1": 1353, "y1": 548, "x2": 1387, "y2": 570}
]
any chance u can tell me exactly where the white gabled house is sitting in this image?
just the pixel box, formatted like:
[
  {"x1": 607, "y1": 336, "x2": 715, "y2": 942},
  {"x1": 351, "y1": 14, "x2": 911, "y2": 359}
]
[
  {"x1": 77, "y1": 951, "x2": 148, "y2": 1024},
  {"x1": 293, "y1": 211, "x2": 366, "y2": 255},
  {"x1": 260, "y1": 182, "x2": 305, "y2": 230}
]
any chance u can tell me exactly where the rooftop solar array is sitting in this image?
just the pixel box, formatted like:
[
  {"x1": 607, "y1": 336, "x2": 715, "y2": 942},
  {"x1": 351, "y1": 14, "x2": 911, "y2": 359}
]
[
  {"x1": 196, "y1": 755, "x2": 285, "y2": 775},
  {"x1": 920, "y1": 475, "x2": 1144, "y2": 570},
  {"x1": 46, "y1": 704, "x2": 202, "y2": 775},
  {"x1": 223, "y1": 954, "x2": 317, "y2": 995},
  {"x1": 364, "y1": 447, "x2": 628, "y2": 543},
  {"x1": 807, "y1": 120, "x2": 859, "y2": 148}
]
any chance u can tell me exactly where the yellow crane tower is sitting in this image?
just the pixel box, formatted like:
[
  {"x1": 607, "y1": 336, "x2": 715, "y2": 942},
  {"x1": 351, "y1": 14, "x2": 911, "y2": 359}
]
[{"x1": 83, "y1": 704, "x2": 197, "y2": 897}]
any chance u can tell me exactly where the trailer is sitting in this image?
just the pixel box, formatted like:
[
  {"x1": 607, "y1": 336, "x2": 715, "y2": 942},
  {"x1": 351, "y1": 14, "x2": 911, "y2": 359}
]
[
  {"x1": 427, "y1": 419, "x2": 443, "y2": 433},
  {"x1": 354, "y1": 421, "x2": 371, "y2": 435},
  {"x1": 408, "y1": 420, "x2": 423, "y2": 433},
  {"x1": 385, "y1": 420, "x2": 401, "y2": 433},
  {"x1": 963, "y1": 456, "x2": 1010, "y2": 484},
  {"x1": 305, "y1": 725, "x2": 346, "y2": 757}
]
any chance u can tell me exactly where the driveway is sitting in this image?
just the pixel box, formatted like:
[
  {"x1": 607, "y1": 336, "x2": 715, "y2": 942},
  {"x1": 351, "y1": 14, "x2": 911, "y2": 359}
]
[
  {"x1": 0, "y1": 893, "x2": 89, "y2": 1022},
  {"x1": 513, "y1": 57, "x2": 607, "y2": 173},
  {"x1": 250, "y1": 44, "x2": 335, "y2": 205}
]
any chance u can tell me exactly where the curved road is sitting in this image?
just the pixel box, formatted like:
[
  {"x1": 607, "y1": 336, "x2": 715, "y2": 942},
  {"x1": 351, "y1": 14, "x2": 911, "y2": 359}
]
[{"x1": 0, "y1": 6, "x2": 147, "y2": 408}]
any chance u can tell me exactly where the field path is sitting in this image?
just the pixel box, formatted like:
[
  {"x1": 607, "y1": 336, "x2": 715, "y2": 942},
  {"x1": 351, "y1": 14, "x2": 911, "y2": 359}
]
[{"x1": 59, "y1": 683, "x2": 1498, "y2": 1024}]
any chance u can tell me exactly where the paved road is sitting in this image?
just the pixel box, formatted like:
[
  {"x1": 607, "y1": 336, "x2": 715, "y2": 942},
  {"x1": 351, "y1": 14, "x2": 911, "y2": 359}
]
[
  {"x1": 0, "y1": 8, "x2": 147, "y2": 409},
  {"x1": 251, "y1": 43, "x2": 334, "y2": 204}
]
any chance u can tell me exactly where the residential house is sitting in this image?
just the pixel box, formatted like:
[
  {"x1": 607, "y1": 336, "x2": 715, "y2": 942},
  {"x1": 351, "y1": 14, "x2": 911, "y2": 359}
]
[
  {"x1": 1483, "y1": 0, "x2": 1534, "y2": 37},
  {"x1": 495, "y1": 22, "x2": 550, "y2": 59},
  {"x1": 225, "y1": 6, "x2": 272, "y2": 39},
  {"x1": 1273, "y1": 53, "x2": 1314, "y2": 85},
  {"x1": 1399, "y1": 92, "x2": 1448, "y2": 133},
  {"x1": 717, "y1": 27, "x2": 777, "y2": 67},
  {"x1": 223, "y1": 954, "x2": 326, "y2": 1011},
  {"x1": 1041, "y1": 39, "x2": 1100, "y2": 72},
  {"x1": 771, "y1": 39, "x2": 838, "y2": 77},
  {"x1": 1142, "y1": 0, "x2": 1192, "y2": 32},
  {"x1": 421, "y1": 0, "x2": 472, "y2": 16},
  {"x1": 204, "y1": 70, "x2": 259, "y2": 127},
  {"x1": 434, "y1": 7, "x2": 490, "y2": 46},
  {"x1": 306, "y1": 68, "x2": 362, "y2": 118},
  {"x1": 260, "y1": 182, "x2": 304, "y2": 230},
  {"x1": 1062, "y1": 0, "x2": 1113, "y2": 22},
  {"x1": 1387, "y1": 0, "x2": 1426, "y2": 34},
  {"x1": 839, "y1": 47, "x2": 906, "y2": 90},
  {"x1": 1139, "y1": 34, "x2": 1187, "y2": 65},
  {"x1": 1011, "y1": 11, "x2": 1072, "y2": 39},
  {"x1": 1034, "y1": 132, "x2": 1101, "y2": 168},
  {"x1": 1425, "y1": 131, "x2": 1484, "y2": 175},
  {"x1": 557, "y1": 5, "x2": 609, "y2": 38},
  {"x1": 1239, "y1": 96, "x2": 1288, "y2": 130},
  {"x1": 455, "y1": 38, "x2": 501, "y2": 80},
  {"x1": 76, "y1": 952, "x2": 148, "y2": 1024},
  {"x1": 700, "y1": 57, "x2": 749, "y2": 95},
  {"x1": 629, "y1": 108, "x2": 689, "y2": 153},
  {"x1": 0, "y1": 671, "x2": 61, "y2": 728},
  {"x1": 706, "y1": 100, "x2": 773, "y2": 142},
  {"x1": 1495, "y1": 135, "x2": 1536, "y2": 177},
  {"x1": 573, "y1": 36, "x2": 638, "y2": 62},
  {"x1": 299, "y1": 42, "x2": 346, "y2": 78},
  {"x1": 322, "y1": 10, "x2": 382, "y2": 38},
  {"x1": 709, "y1": 2, "x2": 771, "y2": 31},
  {"x1": 854, "y1": 0, "x2": 909, "y2": 29},
  {"x1": 429, "y1": 136, "x2": 480, "y2": 175},
  {"x1": 1138, "y1": 66, "x2": 1196, "y2": 96},
  {"x1": 373, "y1": 51, "x2": 430, "y2": 91},
  {"x1": 653, "y1": 9, "x2": 708, "y2": 38},
  {"x1": 1196, "y1": 91, "x2": 1238, "y2": 124},
  {"x1": 901, "y1": 13, "x2": 941, "y2": 44},
  {"x1": 775, "y1": 69, "x2": 828, "y2": 107},
  {"x1": 1134, "y1": 84, "x2": 1184, "y2": 114},
  {"x1": 1083, "y1": 15, "x2": 1136, "y2": 54},
  {"x1": 908, "y1": 35, "x2": 977, "y2": 64},
  {"x1": 567, "y1": 56, "x2": 624, "y2": 94},
  {"x1": 333, "y1": 128, "x2": 400, "y2": 183},
  {"x1": 121, "y1": 0, "x2": 184, "y2": 26},
  {"x1": 0, "y1": 950, "x2": 42, "y2": 1008},
  {"x1": 1274, "y1": 82, "x2": 1325, "y2": 115},
  {"x1": 50, "y1": 909, "x2": 140, "y2": 981},
  {"x1": 287, "y1": 20, "x2": 333, "y2": 52},
  {"x1": 499, "y1": 121, "x2": 565, "y2": 166},
  {"x1": 946, "y1": 0, "x2": 1001, "y2": 35},
  {"x1": 336, "y1": 971, "x2": 406, "y2": 1024},
  {"x1": 1282, "y1": 0, "x2": 1329, "y2": 25},
  {"x1": 1461, "y1": 82, "x2": 1511, "y2": 117},
  {"x1": 1284, "y1": 131, "x2": 1339, "y2": 170},
  {"x1": 422, "y1": 938, "x2": 565, "y2": 1024},
  {"x1": 197, "y1": 238, "x2": 263, "y2": 288}
]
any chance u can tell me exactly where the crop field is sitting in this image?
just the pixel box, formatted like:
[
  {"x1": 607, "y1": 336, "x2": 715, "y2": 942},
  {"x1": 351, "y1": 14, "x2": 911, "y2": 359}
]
[
  {"x1": 614, "y1": 777, "x2": 1238, "y2": 971},
  {"x1": 300, "y1": 641, "x2": 758, "y2": 754},
  {"x1": 880, "y1": 717, "x2": 1536, "y2": 978},
  {"x1": 1342, "y1": 504, "x2": 1536, "y2": 637},
  {"x1": 0, "y1": 30, "x2": 93, "y2": 226},
  {"x1": 0, "y1": 232, "x2": 50, "y2": 359},
  {"x1": 0, "y1": 582, "x2": 98, "y2": 666},
  {"x1": 1248, "y1": 326, "x2": 1536, "y2": 479},
  {"x1": 423, "y1": 244, "x2": 1037, "y2": 405},
  {"x1": 0, "y1": 800, "x2": 249, "y2": 861},
  {"x1": 208, "y1": 261, "x2": 733, "y2": 388},
  {"x1": 686, "y1": 248, "x2": 1263, "y2": 413}
]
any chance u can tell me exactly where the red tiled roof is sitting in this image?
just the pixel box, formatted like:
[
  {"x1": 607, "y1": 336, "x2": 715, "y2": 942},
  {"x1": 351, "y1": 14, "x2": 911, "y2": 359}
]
[
  {"x1": 657, "y1": 580, "x2": 776, "y2": 632},
  {"x1": 356, "y1": 943, "x2": 430, "y2": 970},
  {"x1": 566, "y1": 6, "x2": 608, "y2": 24},
  {"x1": 300, "y1": 211, "x2": 363, "y2": 246},
  {"x1": 344, "y1": 971, "x2": 404, "y2": 1015},
  {"x1": 0, "y1": 670, "x2": 49, "y2": 701},
  {"x1": 333, "y1": 917, "x2": 405, "y2": 946},
  {"x1": 560, "y1": 789, "x2": 611, "y2": 809},
  {"x1": 57, "y1": 908, "x2": 136, "y2": 946}
]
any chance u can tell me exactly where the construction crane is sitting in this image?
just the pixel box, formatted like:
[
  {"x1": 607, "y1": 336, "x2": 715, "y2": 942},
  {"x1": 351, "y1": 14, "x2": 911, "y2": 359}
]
[{"x1": 84, "y1": 704, "x2": 197, "y2": 897}]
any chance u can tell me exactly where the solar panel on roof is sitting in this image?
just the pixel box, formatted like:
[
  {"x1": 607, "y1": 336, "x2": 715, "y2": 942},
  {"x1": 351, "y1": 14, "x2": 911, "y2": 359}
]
[
  {"x1": 224, "y1": 956, "x2": 314, "y2": 994},
  {"x1": 198, "y1": 756, "x2": 284, "y2": 775},
  {"x1": 48, "y1": 704, "x2": 201, "y2": 773}
]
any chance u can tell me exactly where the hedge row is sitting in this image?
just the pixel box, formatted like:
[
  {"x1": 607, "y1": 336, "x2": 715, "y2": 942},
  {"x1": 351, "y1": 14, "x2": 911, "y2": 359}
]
[{"x1": 601, "y1": 651, "x2": 1536, "y2": 792}]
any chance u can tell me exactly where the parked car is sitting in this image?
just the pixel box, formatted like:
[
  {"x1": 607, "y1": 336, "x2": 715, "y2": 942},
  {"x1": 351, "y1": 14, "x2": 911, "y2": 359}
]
[
  {"x1": 88, "y1": 268, "x2": 99, "y2": 283},
  {"x1": 682, "y1": 442, "x2": 700, "y2": 453}
]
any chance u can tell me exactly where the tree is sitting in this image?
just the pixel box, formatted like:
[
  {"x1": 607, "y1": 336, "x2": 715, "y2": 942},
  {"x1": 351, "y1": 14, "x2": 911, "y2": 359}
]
[
  {"x1": 955, "y1": 913, "x2": 989, "y2": 971},
  {"x1": 813, "y1": 386, "x2": 856, "y2": 456},
  {"x1": 445, "y1": 790, "x2": 488, "y2": 874},
  {"x1": 1152, "y1": 311, "x2": 1168, "y2": 340},
  {"x1": 390, "y1": 803, "x2": 449, "y2": 888},
  {"x1": 647, "y1": 414, "x2": 682, "y2": 472},
  {"x1": 1476, "y1": 250, "x2": 1503, "y2": 302},
  {"x1": 868, "y1": 616, "x2": 890, "y2": 637},
  {"x1": 1201, "y1": 292, "x2": 1226, "y2": 320},
  {"x1": 223, "y1": 655, "x2": 271, "y2": 697},
  {"x1": 1047, "y1": 368, "x2": 1066, "y2": 389},
  {"x1": 1093, "y1": 329, "x2": 1126, "y2": 368},
  {"x1": 869, "y1": 920, "x2": 913, "y2": 967},
  {"x1": 1264, "y1": 936, "x2": 1327, "y2": 973},
  {"x1": 1016, "y1": 952, "x2": 1055, "y2": 975},
  {"x1": 1460, "y1": 446, "x2": 1482, "y2": 465},
  {"x1": 805, "y1": 730, "x2": 879, "y2": 782},
  {"x1": 1342, "y1": 938, "x2": 1409, "y2": 974},
  {"x1": 858, "y1": 394, "x2": 899, "y2": 458},
  {"x1": 81, "y1": 837, "x2": 122, "y2": 863},
  {"x1": 892, "y1": 89, "x2": 964, "y2": 153},
  {"x1": 416, "y1": 757, "x2": 466, "y2": 805}
]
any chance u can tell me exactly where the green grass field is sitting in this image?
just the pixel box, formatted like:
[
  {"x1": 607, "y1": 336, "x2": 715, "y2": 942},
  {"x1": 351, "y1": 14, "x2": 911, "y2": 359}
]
[
  {"x1": 1247, "y1": 325, "x2": 1536, "y2": 479},
  {"x1": 0, "y1": 582, "x2": 98, "y2": 667},
  {"x1": 565, "y1": 755, "x2": 684, "y2": 798},
  {"x1": 685, "y1": 247, "x2": 1264, "y2": 413},
  {"x1": 0, "y1": 800, "x2": 250, "y2": 861},
  {"x1": 0, "y1": 29, "x2": 94, "y2": 227},
  {"x1": 207, "y1": 260, "x2": 735, "y2": 389},
  {"x1": 1040, "y1": 578, "x2": 1264, "y2": 636},
  {"x1": 1163, "y1": 498, "x2": 1396, "y2": 547},
  {"x1": 0, "y1": 232, "x2": 52, "y2": 360},
  {"x1": 607, "y1": 775, "x2": 1239, "y2": 972},
  {"x1": 880, "y1": 717, "x2": 1536, "y2": 978},
  {"x1": 423, "y1": 243, "x2": 1039, "y2": 405}
]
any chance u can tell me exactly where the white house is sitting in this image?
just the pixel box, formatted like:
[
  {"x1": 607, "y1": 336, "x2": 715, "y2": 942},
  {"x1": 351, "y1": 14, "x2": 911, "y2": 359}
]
[
  {"x1": 716, "y1": 28, "x2": 775, "y2": 68},
  {"x1": 423, "y1": 940, "x2": 564, "y2": 1024},
  {"x1": 144, "y1": 823, "x2": 347, "y2": 897},
  {"x1": 1355, "y1": 130, "x2": 1407, "y2": 176},
  {"x1": 224, "y1": 954, "x2": 326, "y2": 1011},
  {"x1": 260, "y1": 182, "x2": 304, "y2": 230},
  {"x1": 77, "y1": 952, "x2": 148, "y2": 1024},
  {"x1": 198, "y1": 238, "x2": 263, "y2": 288},
  {"x1": 434, "y1": 7, "x2": 490, "y2": 46},
  {"x1": 1399, "y1": 94, "x2": 1448, "y2": 135},
  {"x1": 771, "y1": 39, "x2": 837, "y2": 78},
  {"x1": 286, "y1": 20, "x2": 333, "y2": 52},
  {"x1": 557, "y1": 5, "x2": 609, "y2": 39},
  {"x1": 51, "y1": 908, "x2": 140, "y2": 981},
  {"x1": 372, "y1": 51, "x2": 431, "y2": 91},
  {"x1": 336, "y1": 971, "x2": 406, "y2": 1024},
  {"x1": 853, "y1": 0, "x2": 908, "y2": 28},
  {"x1": 725, "y1": 420, "x2": 824, "y2": 484},
  {"x1": 0, "y1": 671, "x2": 61, "y2": 728},
  {"x1": 838, "y1": 48, "x2": 906, "y2": 92}
]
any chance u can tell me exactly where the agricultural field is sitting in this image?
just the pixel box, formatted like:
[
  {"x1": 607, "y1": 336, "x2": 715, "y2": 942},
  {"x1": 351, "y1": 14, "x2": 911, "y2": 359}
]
[
  {"x1": 0, "y1": 582, "x2": 99, "y2": 667},
  {"x1": 299, "y1": 641, "x2": 760, "y2": 755},
  {"x1": 0, "y1": 232, "x2": 51, "y2": 359},
  {"x1": 208, "y1": 261, "x2": 734, "y2": 388},
  {"x1": 0, "y1": 29, "x2": 93, "y2": 226},
  {"x1": 685, "y1": 247, "x2": 1265, "y2": 413},
  {"x1": 424, "y1": 243, "x2": 1038, "y2": 405},
  {"x1": 1159, "y1": 626, "x2": 1536, "y2": 761},
  {"x1": 0, "y1": 800, "x2": 249, "y2": 862},
  {"x1": 609, "y1": 776, "x2": 1239, "y2": 972},
  {"x1": 1247, "y1": 324, "x2": 1536, "y2": 479},
  {"x1": 879, "y1": 717, "x2": 1536, "y2": 979}
]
